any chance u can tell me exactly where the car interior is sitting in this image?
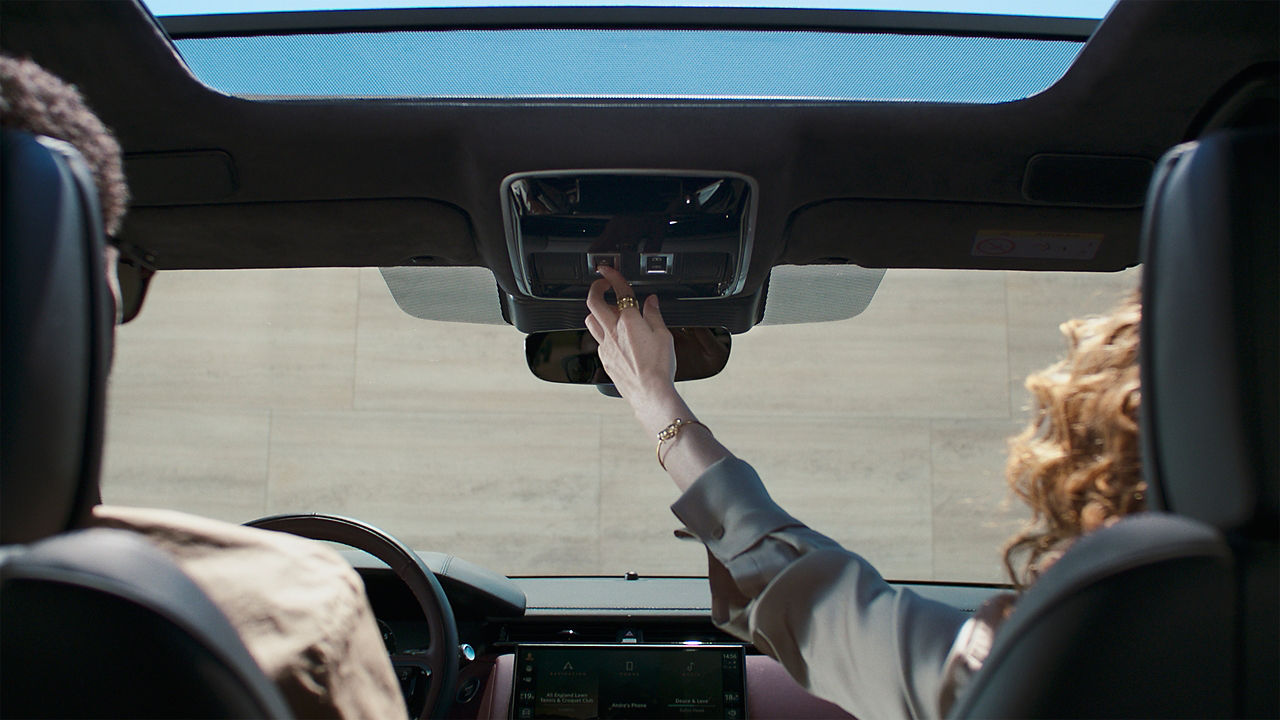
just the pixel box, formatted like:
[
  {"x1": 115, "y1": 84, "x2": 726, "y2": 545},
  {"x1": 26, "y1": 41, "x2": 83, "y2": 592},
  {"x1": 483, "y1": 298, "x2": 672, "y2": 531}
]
[{"x1": 1, "y1": 0, "x2": 1276, "y2": 718}]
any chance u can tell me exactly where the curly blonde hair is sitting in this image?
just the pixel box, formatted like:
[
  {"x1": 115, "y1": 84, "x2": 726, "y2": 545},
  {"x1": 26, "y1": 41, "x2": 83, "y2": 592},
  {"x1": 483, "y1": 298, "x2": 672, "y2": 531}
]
[
  {"x1": 0, "y1": 54, "x2": 129, "y2": 235},
  {"x1": 1003, "y1": 291, "x2": 1145, "y2": 588}
]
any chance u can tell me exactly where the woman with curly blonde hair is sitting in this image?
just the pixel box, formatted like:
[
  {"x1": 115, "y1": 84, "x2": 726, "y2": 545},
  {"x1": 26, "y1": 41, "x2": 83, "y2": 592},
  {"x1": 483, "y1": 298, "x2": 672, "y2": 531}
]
[
  {"x1": 1003, "y1": 292, "x2": 1145, "y2": 588},
  {"x1": 937, "y1": 293, "x2": 1144, "y2": 712},
  {"x1": 587, "y1": 264, "x2": 1145, "y2": 720}
]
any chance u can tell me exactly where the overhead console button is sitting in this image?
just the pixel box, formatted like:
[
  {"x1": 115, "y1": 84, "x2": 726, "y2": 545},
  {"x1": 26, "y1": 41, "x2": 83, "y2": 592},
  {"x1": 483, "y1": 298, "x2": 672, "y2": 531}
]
[
  {"x1": 586, "y1": 253, "x2": 621, "y2": 272},
  {"x1": 641, "y1": 253, "x2": 672, "y2": 275}
]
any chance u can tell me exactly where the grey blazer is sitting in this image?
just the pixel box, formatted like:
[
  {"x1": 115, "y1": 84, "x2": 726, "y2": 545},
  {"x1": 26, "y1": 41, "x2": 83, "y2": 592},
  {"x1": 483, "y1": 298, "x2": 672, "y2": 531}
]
[{"x1": 672, "y1": 457, "x2": 969, "y2": 720}]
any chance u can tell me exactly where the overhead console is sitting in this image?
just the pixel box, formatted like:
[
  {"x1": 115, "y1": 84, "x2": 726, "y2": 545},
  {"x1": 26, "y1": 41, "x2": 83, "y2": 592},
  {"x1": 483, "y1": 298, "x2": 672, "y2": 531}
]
[{"x1": 502, "y1": 172, "x2": 757, "y2": 301}]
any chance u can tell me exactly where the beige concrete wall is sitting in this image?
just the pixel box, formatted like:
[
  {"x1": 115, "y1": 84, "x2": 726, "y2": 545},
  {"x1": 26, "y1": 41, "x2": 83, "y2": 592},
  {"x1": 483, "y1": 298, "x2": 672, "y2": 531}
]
[{"x1": 102, "y1": 266, "x2": 1139, "y2": 583}]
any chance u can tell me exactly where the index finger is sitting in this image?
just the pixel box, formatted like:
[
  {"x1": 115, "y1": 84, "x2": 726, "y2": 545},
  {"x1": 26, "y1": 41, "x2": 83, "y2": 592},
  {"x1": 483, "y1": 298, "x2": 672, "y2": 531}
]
[
  {"x1": 585, "y1": 275, "x2": 614, "y2": 321},
  {"x1": 595, "y1": 264, "x2": 636, "y2": 300}
]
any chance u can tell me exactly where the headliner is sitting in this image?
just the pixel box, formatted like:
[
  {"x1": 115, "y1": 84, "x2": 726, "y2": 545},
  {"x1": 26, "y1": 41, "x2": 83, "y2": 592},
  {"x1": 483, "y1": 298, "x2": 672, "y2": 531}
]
[{"x1": 1, "y1": 0, "x2": 1275, "y2": 319}]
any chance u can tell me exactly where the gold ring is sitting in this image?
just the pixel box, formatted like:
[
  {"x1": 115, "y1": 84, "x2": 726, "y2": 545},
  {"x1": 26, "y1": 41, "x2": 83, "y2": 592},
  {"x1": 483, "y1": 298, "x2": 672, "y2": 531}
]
[{"x1": 616, "y1": 296, "x2": 639, "y2": 311}]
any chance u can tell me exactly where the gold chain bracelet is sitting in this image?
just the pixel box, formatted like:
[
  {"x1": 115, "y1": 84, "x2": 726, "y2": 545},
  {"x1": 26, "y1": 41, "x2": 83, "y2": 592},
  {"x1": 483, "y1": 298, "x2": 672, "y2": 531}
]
[{"x1": 656, "y1": 418, "x2": 709, "y2": 471}]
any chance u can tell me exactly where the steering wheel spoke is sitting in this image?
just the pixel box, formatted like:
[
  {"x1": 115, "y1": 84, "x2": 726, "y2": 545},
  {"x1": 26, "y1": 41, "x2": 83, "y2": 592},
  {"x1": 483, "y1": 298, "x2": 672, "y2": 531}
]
[{"x1": 391, "y1": 655, "x2": 435, "y2": 719}]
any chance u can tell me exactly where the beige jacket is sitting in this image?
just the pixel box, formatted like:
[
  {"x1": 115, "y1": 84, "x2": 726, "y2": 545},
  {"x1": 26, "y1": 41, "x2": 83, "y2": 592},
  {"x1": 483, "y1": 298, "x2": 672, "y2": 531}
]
[{"x1": 90, "y1": 505, "x2": 406, "y2": 719}]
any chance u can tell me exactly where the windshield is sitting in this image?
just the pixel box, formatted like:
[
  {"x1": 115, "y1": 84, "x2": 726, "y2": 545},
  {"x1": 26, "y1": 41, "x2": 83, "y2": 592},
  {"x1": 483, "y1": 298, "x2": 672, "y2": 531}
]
[{"x1": 101, "y1": 266, "x2": 1139, "y2": 582}]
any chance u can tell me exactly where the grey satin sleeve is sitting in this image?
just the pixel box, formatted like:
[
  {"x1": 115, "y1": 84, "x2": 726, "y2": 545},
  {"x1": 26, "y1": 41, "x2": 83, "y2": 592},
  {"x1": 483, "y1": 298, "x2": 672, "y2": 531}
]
[{"x1": 671, "y1": 456, "x2": 968, "y2": 720}]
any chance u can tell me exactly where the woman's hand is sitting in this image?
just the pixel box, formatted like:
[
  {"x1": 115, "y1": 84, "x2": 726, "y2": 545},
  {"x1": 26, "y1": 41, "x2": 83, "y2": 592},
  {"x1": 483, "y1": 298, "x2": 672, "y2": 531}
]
[
  {"x1": 584, "y1": 266, "x2": 678, "y2": 416},
  {"x1": 584, "y1": 265, "x2": 731, "y2": 488}
]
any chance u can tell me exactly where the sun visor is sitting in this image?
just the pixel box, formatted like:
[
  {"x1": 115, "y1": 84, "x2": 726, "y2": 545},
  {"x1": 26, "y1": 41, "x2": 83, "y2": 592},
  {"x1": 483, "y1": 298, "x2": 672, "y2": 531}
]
[{"x1": 122, "y1": 199, "x2": 476, "y2": 269}]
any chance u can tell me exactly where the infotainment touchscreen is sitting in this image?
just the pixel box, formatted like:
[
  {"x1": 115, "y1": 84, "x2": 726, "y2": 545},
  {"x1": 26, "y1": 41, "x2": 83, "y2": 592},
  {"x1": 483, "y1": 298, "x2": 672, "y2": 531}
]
[{"x1": 511, "y1": 644, "x2": 747, "y2": 719}]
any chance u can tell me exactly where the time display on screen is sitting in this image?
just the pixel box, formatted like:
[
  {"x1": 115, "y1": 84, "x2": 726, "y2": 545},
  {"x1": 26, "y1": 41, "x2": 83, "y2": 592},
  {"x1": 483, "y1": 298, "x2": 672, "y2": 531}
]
[{"x1": 512, "y1": 644, "x2": 746, "y2": 719}]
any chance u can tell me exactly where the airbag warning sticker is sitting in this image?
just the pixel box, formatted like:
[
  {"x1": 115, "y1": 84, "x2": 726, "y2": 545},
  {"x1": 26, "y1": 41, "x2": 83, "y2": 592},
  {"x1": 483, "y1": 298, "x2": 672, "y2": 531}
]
[{"x1": 972, "y1": 231, "x2": 1101, "y2": 260}]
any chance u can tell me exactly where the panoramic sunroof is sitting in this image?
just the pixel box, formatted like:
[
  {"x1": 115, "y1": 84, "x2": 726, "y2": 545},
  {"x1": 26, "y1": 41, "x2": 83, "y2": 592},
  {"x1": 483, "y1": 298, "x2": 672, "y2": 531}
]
[
  {"x1": 167, "y1": 29, "x2": 1084, "y2": 102},
  {"x1": 149, "y1": 1, "x2": 1114, "y2": 102},
  {"x1": 145, "y1": 0, "x2": 1116, "y2": 19}
]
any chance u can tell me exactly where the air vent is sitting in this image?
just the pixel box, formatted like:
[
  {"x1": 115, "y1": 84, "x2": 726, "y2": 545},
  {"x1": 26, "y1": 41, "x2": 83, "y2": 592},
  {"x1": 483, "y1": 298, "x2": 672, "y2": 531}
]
[
  {"x1": 495, "y1": 620, "x2": 740, "y2": 647},
  {"x1": 497, "y1": 621, "x2": 630, "y2": 645}
]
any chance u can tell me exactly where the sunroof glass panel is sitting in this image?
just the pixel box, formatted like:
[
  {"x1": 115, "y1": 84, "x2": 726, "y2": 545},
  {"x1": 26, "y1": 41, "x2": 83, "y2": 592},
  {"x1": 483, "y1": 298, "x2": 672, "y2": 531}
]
[
  {"x1": 172, "y1": 29, "x2": 1084, "y2": 102},
  {"x1": 147, "y1": 0, "x2": 1117, "y2": 20}
]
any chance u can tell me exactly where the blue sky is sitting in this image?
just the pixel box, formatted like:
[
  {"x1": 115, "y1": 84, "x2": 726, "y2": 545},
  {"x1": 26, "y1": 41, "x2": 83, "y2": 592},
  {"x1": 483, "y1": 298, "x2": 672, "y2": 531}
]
[
  {"x1": 151, "y1": 0, "x2": 1104, "y2": 100},
  {"x1": 173, "y1": 29, "x2": 1084, "y2": 100},
  {"x1": 145, "y1": 0, "x2": 1117, "y2": 19}
]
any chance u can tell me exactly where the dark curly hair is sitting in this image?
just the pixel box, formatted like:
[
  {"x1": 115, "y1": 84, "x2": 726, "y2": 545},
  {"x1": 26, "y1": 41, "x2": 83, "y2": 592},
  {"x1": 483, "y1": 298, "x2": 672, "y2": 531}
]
[
  {"x1": 1002, "y1": 291, "x2": 1146, "y2": 588},
  {"x1": 0, "y1": 54, "x2": 128, "y2": 234}
]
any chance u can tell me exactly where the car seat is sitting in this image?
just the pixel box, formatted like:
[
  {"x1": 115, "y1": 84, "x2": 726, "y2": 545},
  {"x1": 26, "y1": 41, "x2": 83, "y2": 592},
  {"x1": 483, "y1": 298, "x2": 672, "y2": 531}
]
[
  {"x1": 949, "y1": 128, "x2": 1278, "y2": 719},
  {"x1": 0, "y1": 128, "x2": 292, "y2": 719},
  {"x1": 1139, "y1": 127, "x2": 1279, "y2": 719}
]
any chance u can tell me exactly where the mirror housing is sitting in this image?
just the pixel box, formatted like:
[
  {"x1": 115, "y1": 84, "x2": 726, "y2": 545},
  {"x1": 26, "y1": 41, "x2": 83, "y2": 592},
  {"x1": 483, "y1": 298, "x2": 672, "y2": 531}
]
[{"x1": 525, "y1": 327, "x2": 731, "y2": 385}]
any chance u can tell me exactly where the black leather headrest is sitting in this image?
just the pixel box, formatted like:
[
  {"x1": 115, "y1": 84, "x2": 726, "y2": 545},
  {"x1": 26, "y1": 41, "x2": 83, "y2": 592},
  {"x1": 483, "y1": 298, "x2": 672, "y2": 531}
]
[
  {"x1": 1, "y1": 528, "x2": 293, "y2": 718},
  {"x1": 0, "y1": 129, "x2": 113, "y2": 544},
  {"x1": 950, "y1": 513, "x2": 1234, "y2": 719},
  {"x1": 1140, "y1": 128, "x2": 1279, "y2": 538}
]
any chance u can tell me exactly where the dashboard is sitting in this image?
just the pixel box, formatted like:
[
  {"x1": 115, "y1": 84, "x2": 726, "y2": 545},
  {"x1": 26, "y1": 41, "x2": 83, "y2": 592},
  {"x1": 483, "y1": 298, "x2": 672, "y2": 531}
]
[{"x1": 350, "y1": 553, "x2": 1002, "y2": 720}]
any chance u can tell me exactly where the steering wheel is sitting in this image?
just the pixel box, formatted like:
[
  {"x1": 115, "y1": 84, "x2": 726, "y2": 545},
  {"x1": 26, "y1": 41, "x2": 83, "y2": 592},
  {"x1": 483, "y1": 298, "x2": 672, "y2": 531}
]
[{"x1": 245, "y1": 513, "x2": 459, "y2": 720}]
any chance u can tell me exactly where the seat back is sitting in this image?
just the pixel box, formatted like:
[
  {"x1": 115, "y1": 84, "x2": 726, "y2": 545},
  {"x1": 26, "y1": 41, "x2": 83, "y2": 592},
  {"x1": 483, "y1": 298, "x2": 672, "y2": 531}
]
[
  {"x1": 1, "y1": 529, "x2": 294, "y2": 719},
  {"x1": 0, "y1": 128, "x2": 292, "y2": 719},
  {"x1": 0, "y1": 129, "x2": 111, "y2": 545},
  {"x1": 948, "y1": 514, "x2": 1234, "y2": 719},
  {"x1": 1140, "y1": 127, "x2": 1279, "y2": 718},
  {"x1": 952, "y1": 127, "x2": 1278, "y2": 718}
]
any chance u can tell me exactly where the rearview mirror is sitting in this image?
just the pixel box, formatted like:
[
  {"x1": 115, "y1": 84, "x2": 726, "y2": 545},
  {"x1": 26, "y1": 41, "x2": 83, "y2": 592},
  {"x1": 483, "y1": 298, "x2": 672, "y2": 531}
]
[{"x1": 525, "y1": 327, "x2": 731, "y2": 384}]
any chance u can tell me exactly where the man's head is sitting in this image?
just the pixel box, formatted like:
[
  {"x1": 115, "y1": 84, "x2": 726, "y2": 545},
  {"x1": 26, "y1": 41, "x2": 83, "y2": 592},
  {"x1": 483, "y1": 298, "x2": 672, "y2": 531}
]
[
  {"x1": 0, "y1": 54, "x2": 128, "y2": 236},
  {"x1": 1, "y1": 54, "x2": 139, "y2": 323}
]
